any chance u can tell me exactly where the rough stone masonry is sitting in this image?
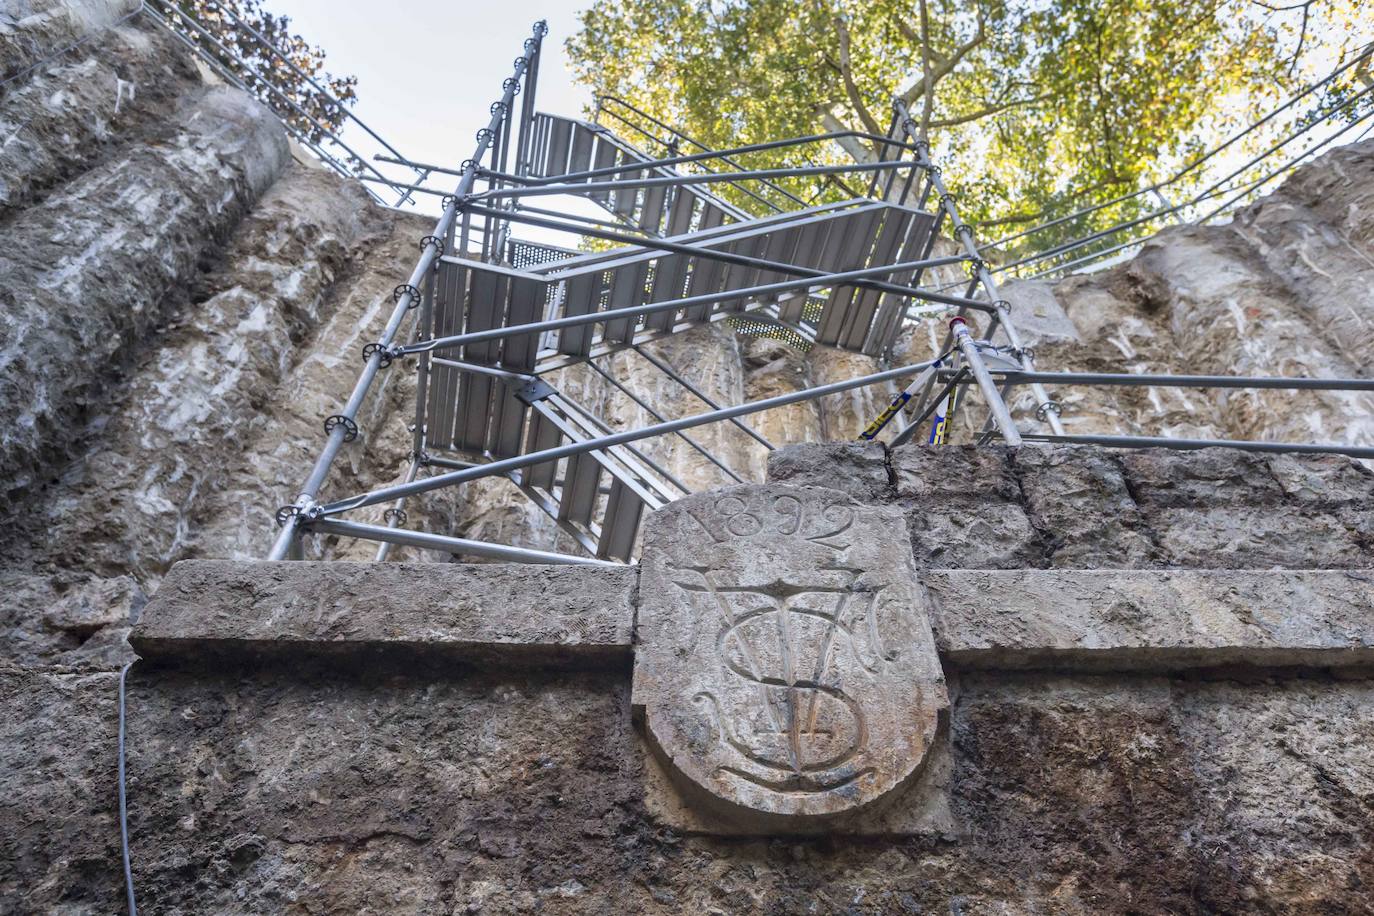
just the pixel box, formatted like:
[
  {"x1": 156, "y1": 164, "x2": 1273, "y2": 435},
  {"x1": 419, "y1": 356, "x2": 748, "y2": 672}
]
[
  {"x1": 8, "y1": 443, "x2": 1374, "y2": 914},
  {"x1": 3, "y1": 4, "x2": 1374, "y2": 911}
]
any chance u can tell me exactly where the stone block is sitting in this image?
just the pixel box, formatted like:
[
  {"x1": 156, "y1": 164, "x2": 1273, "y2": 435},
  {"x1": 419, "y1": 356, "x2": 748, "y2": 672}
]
[
  {"x1": 1120, "y1": 448, "x2": 1284, "y2": 507},
  {"x1": 890, "y1": 444, "x2": 1020, "y2": 502},
  {"x1": 1266, "y1": 453, "x2": 1374, "y2": 506},
  {"x1": 1148, "y1": 507, "x2": 1373, "y2": 568},
  {"x1": 765, "y1": 441, "x2": 891, "y2": 501},
  {"x1": 42, "y1": 575, "x2": 146, "y2": 638},
  {"x1": 1013, "y1": 445, "x2": 1157, "y2": 567},
  {"x1": 634, "y1": 484, "x2": 948, "y2": 833},
  {"x1": 907, "y1": 502, "x2": 1043, "y2": 570},
  {"x1": 131, "y1": 559, "x2": 636, "y2": 668},
  {"x1": 927, "y1": 569, "x2": 1374, "y2": 671}
]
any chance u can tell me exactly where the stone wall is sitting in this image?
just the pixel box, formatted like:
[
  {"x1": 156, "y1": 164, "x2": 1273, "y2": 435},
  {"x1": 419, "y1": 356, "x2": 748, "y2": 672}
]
[
  {"x1": 3, "y1": 4, "x2": 1374, "y2": 677},
  {"x1": 771, "y1": 441, "x2": 1374, "y2": 570},
  {"x1": 4, "y1": 7, "x2": 1374, "y2": 913},
  {"x1": 5, "y1": 443, "x2": 1374, "y2": 914}
]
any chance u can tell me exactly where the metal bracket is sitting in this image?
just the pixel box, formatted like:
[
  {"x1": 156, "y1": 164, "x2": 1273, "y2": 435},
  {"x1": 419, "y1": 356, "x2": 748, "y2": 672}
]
[
  {"x1": 513, "y1": 378, "x2": 557, "y2": 405},
  {"x1": 362, "y1": 342, "x2": 396, "y2": 368},
  {"x1": 324, "y1": 415, "x2": 360, "y2": 442}
]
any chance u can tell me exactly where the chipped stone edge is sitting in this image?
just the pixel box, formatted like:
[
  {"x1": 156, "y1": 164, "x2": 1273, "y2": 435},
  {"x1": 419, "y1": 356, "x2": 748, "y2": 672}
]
[
  {"x1": 130, "y1": 562, "x2": 1374, "y2": 676},
  {"x1": 130, "y1": 560, "x2": 636, "y2": 671}
]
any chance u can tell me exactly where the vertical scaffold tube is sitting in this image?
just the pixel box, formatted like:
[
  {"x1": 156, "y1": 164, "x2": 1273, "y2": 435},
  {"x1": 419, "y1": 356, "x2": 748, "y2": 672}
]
[
  {"x1": 950, "y1": 317, "x2": 1022, "y2": 447},
  {"x1": 891, "y1": 99, "x2": 1065, "y2": 437},
  {"x1": 267, "y1": 19, "x2": 549, "y2": 561}
]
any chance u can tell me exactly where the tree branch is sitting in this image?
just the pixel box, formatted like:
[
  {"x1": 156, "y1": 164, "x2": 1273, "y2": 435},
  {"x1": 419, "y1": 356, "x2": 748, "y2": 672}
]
[
  {"x1": 926, "y1": 92, "x2": 1053, "y2": 127},
  {"x1": 1248, "y1": 0, "x2": 1317, "y2": 75},
  {"x1": 918, "y1": 0, "x2": 934, "y2": 139},
  {"x1": 818, "y1": 107, "x2": 878, "y2": 163},
  {"x1": 1357, "y1": 41, "x2": 1374, "y2": 89},
  {"x1": 1246, "y1": 0, "x2": 1313, "y2": 10},
  {"x1": 976, "y1": 175, "x2": 1133, "y2": 229},
  {"x1": 831, "y1": 15, "x2": 884, "y2": 136},
  {"x1": 1289, "y1": 1, "x2": 1312, "y2": 76},
  {"x1": 897, "y1": 11, "x2": 986, "y2": 107},
  {"x1": 894, "y1": 16, "x2": 948, "y2": 66}
]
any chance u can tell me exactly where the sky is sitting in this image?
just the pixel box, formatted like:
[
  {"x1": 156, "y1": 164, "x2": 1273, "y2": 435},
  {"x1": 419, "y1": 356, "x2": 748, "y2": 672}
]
[
  {"x1": 265, "y1": 0, "x2": 597, "y2": 218},
  {"x1": 257, "y1": 0, "x2": 1370, "y2": 237}
]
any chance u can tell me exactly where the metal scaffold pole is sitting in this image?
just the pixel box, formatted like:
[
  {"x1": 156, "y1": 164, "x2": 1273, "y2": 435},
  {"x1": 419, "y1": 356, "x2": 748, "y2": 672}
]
[
  {"x1": 267, "y1": 20, "x2": 549, "y2": 561},
  {"x1": 948, "y1": 317, "x2": 1021, "y2": 446},
  {"x1": 243, "y1": 19, "x2": 1373, "y2": 566},
  {"x1": 892, "y1": 98, "x2": 1064, "y2": 438}
]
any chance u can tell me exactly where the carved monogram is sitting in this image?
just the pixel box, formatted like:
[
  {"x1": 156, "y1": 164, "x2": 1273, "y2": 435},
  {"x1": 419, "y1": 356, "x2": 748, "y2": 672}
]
[
  {"x1": 676, "y1": 570, "x2": 883, "y2": 794},
  {"x1": 634, "y1": 485, "x2": 946, "y2": 825}
]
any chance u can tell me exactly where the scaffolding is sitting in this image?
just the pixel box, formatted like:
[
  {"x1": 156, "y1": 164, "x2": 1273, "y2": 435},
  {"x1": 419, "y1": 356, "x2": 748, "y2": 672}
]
[{"x1": 221, "y1": 20, "x2": 1374, "y2": 566}]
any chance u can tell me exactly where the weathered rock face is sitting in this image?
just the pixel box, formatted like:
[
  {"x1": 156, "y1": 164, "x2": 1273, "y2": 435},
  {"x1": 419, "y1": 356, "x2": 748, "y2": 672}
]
[
  {"x1": 0, "y1": 11, "x2": 451, "y2": 668},
  {"x1": 0, "y1": 82, "x2": 290, "y2": 505},
  {"x1": 6, "y1": 444, "x2": 1374, "y2": 914},
  {"x1": 986, "y1": 138, "x2": 1374, "y2": 446},
  {"x1": 1, "y1": 6, "x2": 191, "y2": 218},
  {"x1": 0, "y1": 0, "x2": 140, "y2": 84}
]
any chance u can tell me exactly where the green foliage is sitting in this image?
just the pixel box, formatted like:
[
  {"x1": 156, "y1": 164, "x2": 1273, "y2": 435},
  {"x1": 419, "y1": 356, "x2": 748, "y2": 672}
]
[{"x1": 569, "y1": 0, "x2": 1369, "y2": 259}]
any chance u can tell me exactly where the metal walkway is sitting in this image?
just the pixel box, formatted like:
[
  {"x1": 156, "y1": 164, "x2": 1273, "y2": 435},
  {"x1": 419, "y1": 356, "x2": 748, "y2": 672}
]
[
  {"x1": 263, "y1": 20, "x2": 1374, "y2": 567},
  {"x1": 526, "y1": 113, "x2": 752, "y2": 234},
  {"x1": 418, "y1": 194, "x2": 940, "y2": 559}
]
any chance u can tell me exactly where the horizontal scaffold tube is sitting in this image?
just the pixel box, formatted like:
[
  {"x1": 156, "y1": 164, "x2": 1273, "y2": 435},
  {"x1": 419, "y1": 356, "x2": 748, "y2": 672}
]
[
  {"x1": 1021, "y1": 433, "x2": 1374, "y2": 461},
  {"x1": 315, "y1": 358, "x2": 942, "y2": 517},
  {"x1": 307, "y1": 518, "x2": 620, "y2": 567},
  {"x1": 463, "y1": 203, "x2": 957, "y2": 306},
  {"x1": 397, "y1": 256, "x2": 987, "y2": 358},
  {"x1": 470, "y1": 160, "x2": 921, "y2": 200},
  {"x1": 959, "y1": 370, "x2": 1374, "y2": 391},
  {"x1": 377, "y1": 126, "x2": 926, "y2": 188}
]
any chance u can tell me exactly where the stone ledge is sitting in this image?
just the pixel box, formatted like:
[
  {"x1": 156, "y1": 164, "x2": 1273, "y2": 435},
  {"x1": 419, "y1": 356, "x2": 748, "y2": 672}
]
[
  {"x1": 927, "y1": 569, "x2": 1374, "y2": 672},
  {"x1": 134, "y1": 562, "x2": 1374, "y2": 676},
  {"x1": 131, "y1": 560, "x2": 636, "y2": 669}
]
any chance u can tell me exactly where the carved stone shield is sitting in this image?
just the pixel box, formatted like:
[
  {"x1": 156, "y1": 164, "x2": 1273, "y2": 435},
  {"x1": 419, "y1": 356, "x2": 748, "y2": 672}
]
[{"x1": 633, "y1": 484, "x2": 947, "y2": 826}]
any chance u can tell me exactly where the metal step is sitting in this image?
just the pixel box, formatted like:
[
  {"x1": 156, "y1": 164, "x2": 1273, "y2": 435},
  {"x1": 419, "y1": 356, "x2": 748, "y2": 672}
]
[
  {"x1": 432, "y1": 199, "x2": 933, "y2": 376},
  {"x1": 527, "y1": 114, "x2": 750, "y2": 237},
  {"x1": 505, "y1": 395, "x2": 673, "y2": 562}
]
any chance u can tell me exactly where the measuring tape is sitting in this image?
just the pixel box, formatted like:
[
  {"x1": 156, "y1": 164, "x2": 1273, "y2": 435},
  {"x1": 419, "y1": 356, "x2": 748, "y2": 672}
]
[
  {"x1": 928, "y1": 383, "x2": 960, "y2": 445},
  {"x1": 858, "y1": 358, "x2": 944, "y2": 441}
]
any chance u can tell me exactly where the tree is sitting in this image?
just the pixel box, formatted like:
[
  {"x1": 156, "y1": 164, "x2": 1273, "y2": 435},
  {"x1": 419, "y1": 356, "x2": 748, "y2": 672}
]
[
  {"x1": 164, "y1": 1, "x2": 357, "y2": 152},
  {"x1": 568, "y1": 0, "x2": 1370, "y2": 259}
]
